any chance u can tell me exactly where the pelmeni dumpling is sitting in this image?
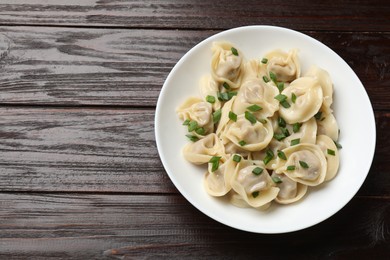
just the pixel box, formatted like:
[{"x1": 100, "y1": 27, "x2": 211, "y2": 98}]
[
  {"x1": 232, "y1": 78, "x2": 279, "y2": 118},
  {"x1": 177, "y1": 97, "x2": 214, "y2": 134},
  {"x1": 221, "y1": 115, "x2": 273, "y2": 152},
  {"x1": 249, "y1": 139, "x2": 286, "y2": 170},
  {"x1": 271, "y1": 172, "x2": 308, "y2": 204},
  {"x1": 276, "y1": 143, "x2": 327, "y2": 186},
  {"x1": 316, "y1": 135, "x2": 340, "y2": 181},
  {"x1": 279, "y1": 77, "x2": 323, "y2": 124},
  {"x1": 282, "y1": 117, "x2": 317, "y2": 146},
  {"x1": 183, "y1": 133, "x2": 226, "y2": 164},
  {"x1": 211, "y1": 42, "x2": 243, "y2": 88},
  {"x1": 264, "y1": 49, "x2": 300, "y2": 82},
  {"x1": 305, "y1": 65, "x2": 333, "y2": 114},
  {"x1": 199, "y1": 75, "x2": 222, "y2": 111},
  {"x1": 317, "y1": 112, "x2": 339, "y2": 141},
  {"x1": 204, "y1": 157, "x2": 237, "y2": 197},
  {"x1": 231, "y1": 160, "x2": 279, "y2": 208}
]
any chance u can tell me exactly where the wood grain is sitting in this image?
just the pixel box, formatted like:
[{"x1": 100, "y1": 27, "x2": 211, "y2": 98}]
[
  {"x1": 0, "y1": 107, "x2": 388, "y2": 196},
  {"x1": 0, "y1": 27, "x2": 388, "y2": 108},
  {"x1": 0, "y1": 193, "x2": 389, "y2": 259},
  {"x1": 0, "y1": 0, "x2": 389, "y2": 31}
]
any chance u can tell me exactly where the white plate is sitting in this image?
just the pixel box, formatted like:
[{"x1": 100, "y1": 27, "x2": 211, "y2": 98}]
[{"x1": 155, "y1": 25, "x2": 376, "y2": 233}]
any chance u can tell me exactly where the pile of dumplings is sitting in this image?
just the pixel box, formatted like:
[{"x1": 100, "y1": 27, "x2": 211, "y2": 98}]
[{"x1": 177, "y1": 42, "x2": 340, "y2": 210}]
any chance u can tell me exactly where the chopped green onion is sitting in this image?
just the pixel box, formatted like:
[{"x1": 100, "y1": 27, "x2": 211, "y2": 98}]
[
  {"x1": 286, "y1": 165, "x2": 296, "y2": 171},
  {"x1": 291, "y1": 138, "x2": 300, "y2": 146},
  {"x1": 293, "y1": 122, "x2": 302, "y2": 133},
  {"x1": 269, "y1": 71, "x2": 277, "y2": 84},
  {"x1": 188, "y1": 120, "x2": 198, "y2": 132},
  {"x1": 273, "y1": 133, "x2": 286, "y2": 141},
  {"x1": 247, "y1": 104, "x2": 263, "y2": 112},
  {"x1": 212, "y1": 109, "x2": 222, "y2": 123},
  {"x1": 277, "y1": 82, "x2": 284, "y2": 93},
  {"x1": 258, "y1": 118, "x2": 267, "y2": 124},
  {"x1": 231, "y1": 47, "x2": 239, "y2": 56},
  {"x1": 314, "y1": 111, "x2": 322, "y2": 120},
  {"x1": 281, "y1": 127, "x2": 290, "y2": 137},
  {"x1": 263, "y1": 76, "x2": 270, "y2": 83},
  {"x1": 263, "y1": 149, "x2": 274, "y2": 165},
  {"x1": 299, "y1": 160, "x2": 309, "y2": 169},
  {"x1": 209, "y1": 156, "x2": 222, "y2": 163},
  {"x1": 186, "y1": 134, "x2": 199, "y2": 142},
  {"x1": 252, "y1": 191, "x2": 259, "y2": 198},
  {"x1": 195, "y1": 127, "x2": 205, "y2": 135},
  {"x1": 238, "y1": 140, "x2": 246, "y2": 146},
  {"x1": 209, "y1": 156, "x2": 222, "y2": 172},
  {"x1": 227, "y1": 91, "x2": 237, "y2": 99},
  {"x1": 182, "y1": 119, "x2": 190, "y2": 126},
  {"x1": 278, "y1": 117, "x2": 286, "y2": 127},
  {"x1": 272, "y1": 176, "x2": 283, "y2": 184},
  {"x1": 334, "y1": 141, "x2": 343, "y2": 149},
  {"x1": 233, "y1": 154, "x2": 241, "y2": 163},
  {"x1": 206, "y1": 95, "x2": 215, "y2": 104},
  {"x1": 229, "y1": 111, "x2": 237, "y2": 122},
  {"x1": 274, "y1": 94, "x2": 287, "y2": 102},
  {"x1": 277, "y1": 150, "x2": 287, "y2": 160},
  {"x1": 217, "y1": 92, "x2": 229, "y2": 101},
  {"x1": 245, "y1": 111, "x2": 257, "y2": 124},
  {"x1": 261, "y1": 58, "x2": 268, "y2": 64},
  {"x1": 280, "y1": 100, "x2": 291, "y2": 108},
  {"x1": 327, "y1": 149, "x2": 336, "y2": 156},
  {"x1": 291, "y1": 93, "x2": 297, "y2": 103},
  {"x1": 252, "y1": 167, "x2": 264, "y2": 175},
  {"x1": 222, "y1": 82, "x2": 230, "y2": 90}
]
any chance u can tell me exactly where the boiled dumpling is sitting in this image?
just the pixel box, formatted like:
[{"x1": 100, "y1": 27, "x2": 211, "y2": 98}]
[
  {"x1": 305, "y1": 65, "x2": 333, "y2": 114},
  {"x1": 183, "y1": 133, "x2": 226, "y2": 164},
  {"x1": 177, "y1": 97, "x2": 214, "y2": 134},
  {"x1": 279, "y1": 77, "x2": 323, "y2": 124},
  {"x1": 271, "y1": 172, "x2": 308, "y2": 204},
  {"x1": 211, "y1": 42, "x2": 243, "y2": 88},
  {"x1": 231, "y1": 160, "x2": 279, "y2": 208},
  {"x1": 204, "y1": 156, "x2": 237, "y2": 196},
  {"x1": 276, "y1": 143, "x2": 327, "y2": 186},
  {"x1": 316, "y1": 135, "x2": 340, "y2": 181},
  {"x1": 263, "y1": 49, "x2": 300, "y2": 82}
]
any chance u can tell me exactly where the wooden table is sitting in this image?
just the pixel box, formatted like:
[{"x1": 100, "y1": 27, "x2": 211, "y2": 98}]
[{"x1": 0, "y1": 1, "x2": 389, "y2": 259}]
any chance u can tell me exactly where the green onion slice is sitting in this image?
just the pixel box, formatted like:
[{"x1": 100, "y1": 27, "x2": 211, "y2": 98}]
[
  {"x1": 229, "y1": 111, "x2": 237, "y2": 122},
  {"x1": 274, "y1": 94, "x2": 287, "y2": 102},
  {"x1": 291, "y1": 138, "x2": 300, "y2": 146},
  {"x1": 188, "y1": 120, "x2": 198, "y2": 132},
  {"x1": 269, "y1": 71, "x2": 277, "y2": 83},
  {"x1": 238, "y1": 140, "x2": 246, "y2": 146},
  {"x1": 231, "y1": 47, "x2": 239, "y2": 56},
  {"x1": 299, "y1": 160, "x2": 309, "y2": 169},
  {"x1": 278, "y1": 117, "x2": 286, "y2": 127},
  {"x1": 245, "y1": 111, "x2": 257, "y2": 124},
  {"x1": 261, "y1": 58, "x2": 268, "y2": 64},
  {"x1": 263, "y1": 149, "x2": 274, "y2": 165},
  {"x1": 212, "y1": 109, "x2": 222, "y2": 123},
  {"x1": 252, "y1": 191, "x2": 259, "y2": 198},
  {"x1": 272, "y1": 176, "x2": 283, "y2": 184},
  {"x1": 277, "y1": 82, "x2": 284, "y2": 93},
  {"x1": 277, "y1": 150, "x2": 287, "y2": 160},
  {"x1": 206, "y1": 95, "x2": 215, "y2": 104},
  {"x1": 327, "y1": 149, "x2": 336, "y2": 156},
  {"x1": 314, "y1": 111, "x2": 322, "y2": 120},
  {"x1": 273, "y1": 133, "x2": 286, "y2": 141},
  {"x1": 186, "y1": 134, "x2": 199, "y2": 142},
  {"x1": 280, "y1": 100, "x2": 291, "y2": 108},
  {"x1": 334, "y1": 141, "x2": 343, "y2": 149},
  {"x1": 291, "y1": 93, "x2": 297, "y2": 103},
  {"x1": 182, "y1": 119, "x2": 190, "y2": 126},
  {"x1": 258, "y1": 118, "x2": 267, "y2": 124},
  {"x1": 286, "y1": 165, "x2": 296, "y2": 171},
  {"x1": 233, "y1": 154, "x2": 241, "y2": 162},
  {"x1": 195, "y1": 127, "x2": 205, "y2": 135},
  {"x1": 280, "y1": 127, "x2": 290, "y2": 137},
  {"x1": 222, "y1": 82, "x2": 230, "y2": 90},
  {"x1": 217, "y1": 92, "x2": 229, "y2": 101},
  {"x1": 252, "y1": 167, "x2": 264, "y2": 175},
  {"x1": 293, "y1": 122, "x2": 302, "y2": 133},
  {"x1": 247, "y1": 104, "x2": 262, "y2": 112},
  {"x1": 263, "y1": 76, "x2": 270, "y2": 83}
]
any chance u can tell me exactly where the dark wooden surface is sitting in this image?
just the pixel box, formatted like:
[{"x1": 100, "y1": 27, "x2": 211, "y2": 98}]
[{"x1": 0, "y1": 1, "x2": 389, "y2": 259}]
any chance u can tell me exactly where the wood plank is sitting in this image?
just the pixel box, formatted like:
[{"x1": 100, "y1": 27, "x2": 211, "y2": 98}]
[
  {"x1": 0, "y1": 193, "x2": 389, "y2": 259},
  {"x1": 0, "y1": 0, "x2": 389, "y2": 31},
  {"x1": 0, "y1": 107, "x2": 388, "y2": 196},
  {"x1": 0, "y1": 27, "x2": 388, "y2": 109}
]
